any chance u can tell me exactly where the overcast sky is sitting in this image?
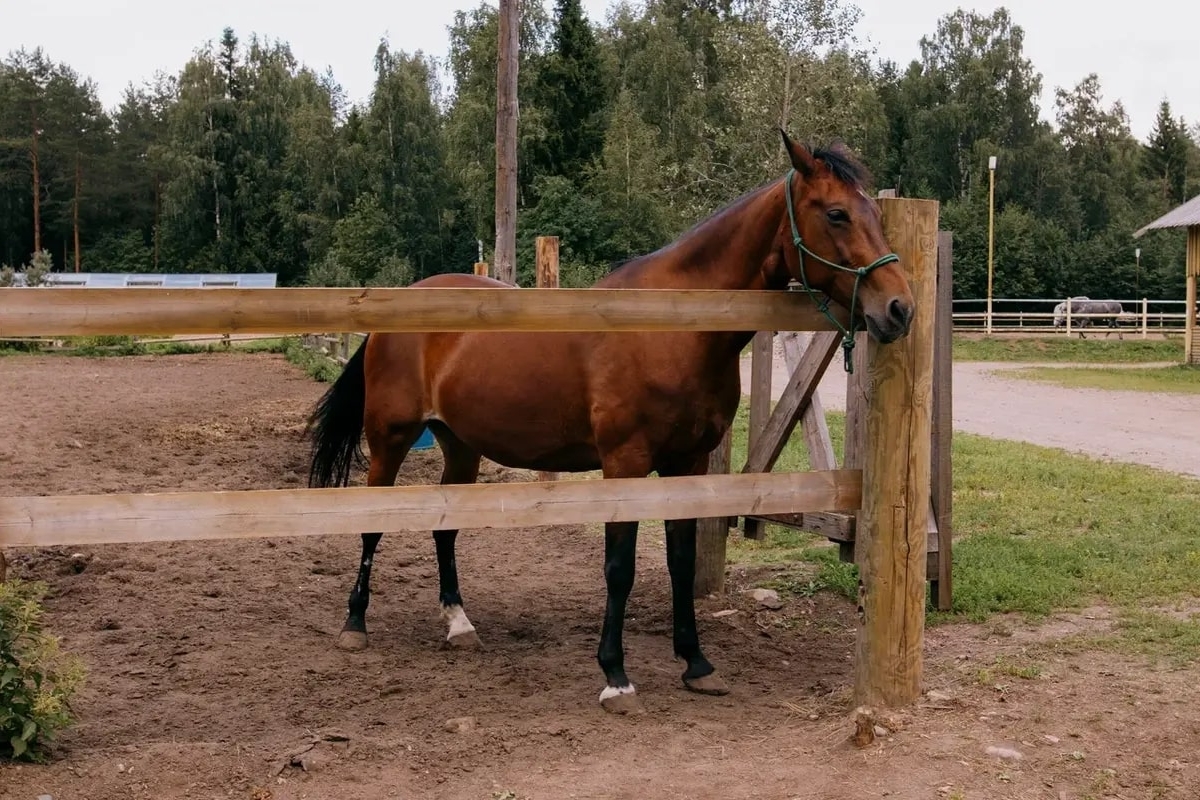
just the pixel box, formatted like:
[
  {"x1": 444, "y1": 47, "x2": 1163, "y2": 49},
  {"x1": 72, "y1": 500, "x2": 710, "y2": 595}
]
[{"x1": 4, "y1": 0, "x2": 1195, "y2": 142}]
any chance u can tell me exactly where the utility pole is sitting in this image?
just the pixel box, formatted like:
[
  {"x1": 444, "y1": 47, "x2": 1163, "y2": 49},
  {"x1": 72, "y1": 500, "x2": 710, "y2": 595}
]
[
  {"x1": 494, "y1": 0, "x2": 519, "y2": 286},
  {"x1": 986, "y1": 155, "x2": 997, "y2": 336}
]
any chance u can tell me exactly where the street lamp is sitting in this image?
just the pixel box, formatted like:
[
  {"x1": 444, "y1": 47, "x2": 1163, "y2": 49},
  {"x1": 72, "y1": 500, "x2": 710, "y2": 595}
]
[
  {"x1": 1135, "y1": 247, "x2": 1141, "y2": 295},
  {"x1": 986, "y1": 155, "x2": 997, "y2": 336}
]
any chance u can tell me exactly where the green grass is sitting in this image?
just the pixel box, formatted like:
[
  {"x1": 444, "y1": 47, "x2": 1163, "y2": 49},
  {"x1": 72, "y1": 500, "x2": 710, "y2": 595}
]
[
  {"x1": 952, "y1": 335, "x2": 1183, "y2": 363},
  {"x1": 722, "y1": 397, "x2": 1200, "y2": 643},
  {"x1": 1006, "y1": 365, "x2": 1200, "y2": 394},
  {"x1": 0, "y1": 335, "x2": 291, "y2": 358}
]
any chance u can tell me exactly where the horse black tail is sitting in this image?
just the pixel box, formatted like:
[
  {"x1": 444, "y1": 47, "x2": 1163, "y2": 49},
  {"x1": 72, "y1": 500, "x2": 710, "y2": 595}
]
[{"x1": 306, "y1": 335, "x2": 369, "y2": 489}]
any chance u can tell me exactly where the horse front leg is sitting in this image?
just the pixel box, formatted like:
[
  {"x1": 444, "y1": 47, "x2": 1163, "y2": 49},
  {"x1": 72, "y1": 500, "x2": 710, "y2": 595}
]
[{"x1": 597, "y1": 519, "x2": 641, "y2": 714}]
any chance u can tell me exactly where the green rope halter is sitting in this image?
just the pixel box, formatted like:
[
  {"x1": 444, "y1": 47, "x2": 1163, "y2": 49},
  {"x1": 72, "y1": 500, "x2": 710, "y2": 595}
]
[{"x1": 783, "y1": 167, "x2": 900, "y2": 373}]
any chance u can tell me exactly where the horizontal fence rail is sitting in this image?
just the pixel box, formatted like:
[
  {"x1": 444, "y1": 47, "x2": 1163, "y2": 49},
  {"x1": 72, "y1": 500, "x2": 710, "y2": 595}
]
[
  {"x1": 0, "y1": 470, "x2": 863, "y2": 548},
  {"x1": 952, "y1": 297, "x2": 1194, "y2": 336},
  {"x1": 0, "y1": 287, "x2": 848, "y2": 337}
]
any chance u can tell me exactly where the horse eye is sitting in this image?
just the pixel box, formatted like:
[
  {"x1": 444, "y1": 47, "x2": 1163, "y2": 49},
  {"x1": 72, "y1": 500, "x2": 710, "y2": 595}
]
[{"x1": 826, "y1": 209, "x2": 849, "y2": 224}]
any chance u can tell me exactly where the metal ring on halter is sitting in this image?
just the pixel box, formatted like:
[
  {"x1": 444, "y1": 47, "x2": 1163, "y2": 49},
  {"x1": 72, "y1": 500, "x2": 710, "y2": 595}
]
[{"x1": 783, "y1": 167, "x2": 900, "y2": 373}]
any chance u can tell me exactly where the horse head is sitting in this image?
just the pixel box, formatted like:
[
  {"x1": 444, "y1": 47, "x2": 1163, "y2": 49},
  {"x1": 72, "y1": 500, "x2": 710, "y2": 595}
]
[{"x1": 776, "y1": 131, "x2": 915, "y2": 345}]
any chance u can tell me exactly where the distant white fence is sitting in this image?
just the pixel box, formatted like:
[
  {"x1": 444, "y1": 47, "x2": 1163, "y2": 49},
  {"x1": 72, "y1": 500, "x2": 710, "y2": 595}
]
[{"x1": 953, "y1": 298, "x2": 1193, "y2": 337}]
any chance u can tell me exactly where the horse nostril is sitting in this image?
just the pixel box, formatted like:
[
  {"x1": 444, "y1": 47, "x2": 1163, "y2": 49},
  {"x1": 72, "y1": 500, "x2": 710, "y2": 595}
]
[{"x1": 888, "y1": 298, "x2": 913, "y2": 328}]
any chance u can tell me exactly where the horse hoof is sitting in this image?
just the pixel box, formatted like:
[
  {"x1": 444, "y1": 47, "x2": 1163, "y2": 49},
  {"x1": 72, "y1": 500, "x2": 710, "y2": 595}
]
[
  {"x1": 446, "y1": 629, "x2": 482, "y2": 649},
  {"x1": 599, "y1": 685, "x2": 644, "y2": 715},
  {"x1": 683, "y1": 671, "x2": 730, "y2": 696},
  {"x1": 337, "y1": 630, "x2": 369, "y2": 651}
]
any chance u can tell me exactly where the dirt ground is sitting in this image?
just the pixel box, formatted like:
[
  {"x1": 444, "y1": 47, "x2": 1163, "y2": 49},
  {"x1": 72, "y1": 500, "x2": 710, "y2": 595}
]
[{"x1": 1, "y1": 352, "x2": 1199, "y2": 800}]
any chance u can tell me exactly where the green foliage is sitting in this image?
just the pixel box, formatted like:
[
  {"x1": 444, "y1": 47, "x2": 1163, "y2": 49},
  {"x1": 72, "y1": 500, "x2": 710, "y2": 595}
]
[
  {"x1": 3, "y1": 4, "x2": 1199, "y2": 300},
  {"x1": 0, "y1": 579, "x2": 85, "y2": 762}
]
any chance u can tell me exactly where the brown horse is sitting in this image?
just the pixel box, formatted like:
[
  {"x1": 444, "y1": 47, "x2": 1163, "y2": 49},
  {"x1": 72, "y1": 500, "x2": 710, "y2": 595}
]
[{"x1": 305, "y1": 132, "x2": 915, "y2": 715}]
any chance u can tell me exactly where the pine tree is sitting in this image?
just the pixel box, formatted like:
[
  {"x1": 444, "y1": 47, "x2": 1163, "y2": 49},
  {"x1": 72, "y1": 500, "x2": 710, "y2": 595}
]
[
  {"x1": 1143, "y1": 100, "x2": 1190, "y2": 205},
  {"x1": 534, "y1": 0, "x2": 608, "y2": 182}
]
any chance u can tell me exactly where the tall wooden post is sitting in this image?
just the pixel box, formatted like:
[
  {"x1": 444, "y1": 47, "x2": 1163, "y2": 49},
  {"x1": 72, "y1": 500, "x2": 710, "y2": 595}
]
[
  {"x1": 494, "y1": 0, "x2": 519, "y2": 286},
  {"x1": 1186, "y1": 227, "x2": 1198, "y2": 366},
  {"x1": 694, "y1": 430, "x2": 732, "y2": 597},
  {"x1": 931, "y1": 231, "x2": 954, "y2": 611},
  {"x1": 742, "y1": 331, "x2": 773, "y2": 540},
  {"x1": 536, "y1": 236, "x2": 560, "y2": 482},
  {"x1": 854, "y1": 197, "x2": 937, "y2": 708}
]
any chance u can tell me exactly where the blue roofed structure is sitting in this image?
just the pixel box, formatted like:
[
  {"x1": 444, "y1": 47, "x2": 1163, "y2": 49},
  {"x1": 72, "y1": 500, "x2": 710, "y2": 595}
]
[{"x1": 11, "y1": 272, "x2": 278, "y2": 288}]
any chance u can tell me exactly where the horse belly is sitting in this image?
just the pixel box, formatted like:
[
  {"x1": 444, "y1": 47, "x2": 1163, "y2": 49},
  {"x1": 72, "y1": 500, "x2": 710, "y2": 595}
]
[{"x1": 429, "y1": 333, "x2": 600, "y2": 472}]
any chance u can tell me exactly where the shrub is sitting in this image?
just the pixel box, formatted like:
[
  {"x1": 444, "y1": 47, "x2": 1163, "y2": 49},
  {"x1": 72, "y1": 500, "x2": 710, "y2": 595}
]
[{"x1": 0, "y1": 579, "x2": 85, "y2": 762}]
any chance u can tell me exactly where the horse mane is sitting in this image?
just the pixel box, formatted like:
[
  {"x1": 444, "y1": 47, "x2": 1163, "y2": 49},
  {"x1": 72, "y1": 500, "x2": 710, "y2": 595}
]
[
  {"x1": 599, "y1": 138, "x2": 872, "y2": 282},
  {"x1": 811, "y1": 140, "x2": 873, "y2": 191}
]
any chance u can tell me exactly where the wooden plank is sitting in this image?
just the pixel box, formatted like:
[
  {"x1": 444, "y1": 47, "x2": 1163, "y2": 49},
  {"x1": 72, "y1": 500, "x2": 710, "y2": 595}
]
[
  {"x1": 779, "y1": 331, "x2": 838, "y2": 470},
  {"x1": 536, "y1": 236, "x2": 562, "y2": 482},
  {"x1": 0, "y1": 470, "x2": 862, "y2": 550},
  {"x1": 741, "y1": 331, "x2": 841, "y2": 474},
  {"x1": 744, "y1": 512, "x2": 854, "y2": 542},
  {"x1": 695, "y1": 429, "x2": 733, "y2": 597},
  {"x1": 743, "y1": 331, "x2": 774, "y2": 540},
  {"x1": 931, "y1": 231, "x2": 954, "y2": 611},
  {"x1": 0, "y1": 287, "x2": 847, "y2": 337},
  {"x1": 854, "y1": 197, "x2": 938, "y2": 709}
]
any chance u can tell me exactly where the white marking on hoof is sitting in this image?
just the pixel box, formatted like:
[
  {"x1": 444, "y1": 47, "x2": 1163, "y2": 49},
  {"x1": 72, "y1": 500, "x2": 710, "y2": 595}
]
[
  {"x1": 599, "y1": 683, "x2": 644, "y2": 714},
  {"x1": 599, "y1": 683, "x2": 636, "y2": 703},
  {"x1": 441, "y1": 603, "x2": 477, "y2": 642}
]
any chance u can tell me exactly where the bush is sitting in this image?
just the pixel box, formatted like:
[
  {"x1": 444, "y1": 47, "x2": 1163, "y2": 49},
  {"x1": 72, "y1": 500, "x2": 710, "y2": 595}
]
[{"x1": 0, "y1": 579, "x2": 85, "y2": 762}]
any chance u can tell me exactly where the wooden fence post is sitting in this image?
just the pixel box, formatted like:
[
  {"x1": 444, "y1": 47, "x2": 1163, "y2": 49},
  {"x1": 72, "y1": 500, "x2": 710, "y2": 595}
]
[
  {"x1": 931, "y1": 231, "x2": 954, "y2": 611},
  {"x1": 742, "y1": 330, "x2": 773, "y2": 539},
  {"x1": 536, "y1": 236, "x2": 560, "y2": 482},
  {"x1": 695, "y1": 429, "x2": 732, "y2": 597},
  {"x1": 474, "y1": 261, "x2": 490, "y2": 277},
  {"x1": 854, "y1": 197, "x2": 937, "y2": 709}
]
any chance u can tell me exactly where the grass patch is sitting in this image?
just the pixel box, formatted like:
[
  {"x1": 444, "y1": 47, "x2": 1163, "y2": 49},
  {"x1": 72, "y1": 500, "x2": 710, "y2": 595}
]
[
  {"x1": 1006, "y1": 365, "x2": 1200, "y2": 394},
  {"x1": 952, "y1": 336, "x2": 1182, "y2": 363},
  {"x1": 721, "y1": 395, "x2": 1200, "y2": 626},
  {"x1": 0, "y1": 336, "x2": 291, "y2": 358},
  {"x1": 282, "y1": 338, "x2": 344, "y2": 383},
  {"x1": 1079, "y1": 610, "x2": 1200, "y2": 668}
]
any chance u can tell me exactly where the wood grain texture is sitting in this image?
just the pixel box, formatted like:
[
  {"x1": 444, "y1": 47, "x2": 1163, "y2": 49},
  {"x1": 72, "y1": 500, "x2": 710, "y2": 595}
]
[
  {"x1": 473, "y1": 261, "x2": 489, "y2": 277},
  {"x1": 535, "y1": 237, "x2": 562, "y2": 482},
  {"x1": 0, "y1": 287, "x2": 846, "y2": 337},
  {"x1": 1187, "y1": 229, "x2": 1198, "y2": 364},
  {"x1": 853, "y1": 197, "x2": 938, "y2": 709},
  {"x1": 932, "y1": 231, "x2": 954, "y2": 610},
  {"x1": 0, "y1": 469, "x2": 862, "y2": 549},
  {"x1": 493, "y1": 0, "x2": 519, "y2": 285},
  {"x1": 741, "y1": 331, "x2": 841, "y2": 475},
  {"x1": 743, "y1": 330, "x2": 775, "y2": 539},
  {"x1": 695, "y1": 430, "x2": 734, "y2": 597}
]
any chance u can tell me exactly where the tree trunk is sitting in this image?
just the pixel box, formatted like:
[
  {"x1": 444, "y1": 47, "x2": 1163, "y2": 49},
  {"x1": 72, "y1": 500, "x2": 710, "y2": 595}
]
[
  {"x1": 74, "y1": 151, "x2": 82, "y2": 272},
  {"x1": 154, "y1": 171, "x2": 161, "y2": 270},
  {"x1": 493, "y1": 0, "x2": 519, "y2": 285},
  {"x1": 31, "y1": 106, "x2": 41, "y2": 256}
]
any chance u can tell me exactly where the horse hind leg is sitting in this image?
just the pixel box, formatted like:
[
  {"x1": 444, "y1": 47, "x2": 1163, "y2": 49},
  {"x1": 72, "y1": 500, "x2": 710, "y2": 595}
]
[
  {"x1": 659, "y1": 455, "x2": 729, "y2": 698},
  {"x1": 431, "y1": 426, "x2": 484, "y2": 649},
  {"x1": 336, "y1": 427, "x2": 419, "y2": 652}
]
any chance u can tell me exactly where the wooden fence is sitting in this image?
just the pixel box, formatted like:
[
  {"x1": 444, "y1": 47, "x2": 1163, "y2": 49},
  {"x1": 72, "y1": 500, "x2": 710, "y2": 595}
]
[{"x1": 0, "y1": 201, "x2": 938, "y2": 709}]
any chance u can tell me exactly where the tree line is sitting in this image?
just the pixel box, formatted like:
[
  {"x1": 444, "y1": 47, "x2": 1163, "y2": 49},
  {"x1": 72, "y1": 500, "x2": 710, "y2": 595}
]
[{"x1": 2, "y1": 0, "x2": 1198, "y2": 300}]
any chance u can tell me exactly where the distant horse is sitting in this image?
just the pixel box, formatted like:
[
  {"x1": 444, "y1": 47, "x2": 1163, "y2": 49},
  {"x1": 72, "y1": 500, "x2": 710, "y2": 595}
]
[
  {"x1": 305, "y1": 132, "x2": 916, "y2": 715},
  {"x1": 1053, "y1": 296, "x2": 1125, "y2": 338}
]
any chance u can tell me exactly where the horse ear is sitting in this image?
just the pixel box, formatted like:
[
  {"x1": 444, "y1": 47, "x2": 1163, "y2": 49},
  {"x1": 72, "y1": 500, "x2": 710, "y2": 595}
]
[{"x1": 779, "y1": 128, "x2": 816, "y2": 177}]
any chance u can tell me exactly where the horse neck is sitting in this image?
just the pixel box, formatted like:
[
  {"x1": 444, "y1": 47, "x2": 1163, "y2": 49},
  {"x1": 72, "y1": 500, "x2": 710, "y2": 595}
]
[{"x1": 608, "y1": 182, "x2": 789, "y2": 359}]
